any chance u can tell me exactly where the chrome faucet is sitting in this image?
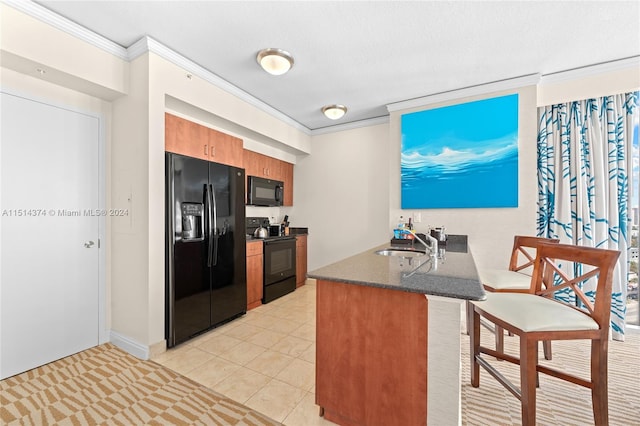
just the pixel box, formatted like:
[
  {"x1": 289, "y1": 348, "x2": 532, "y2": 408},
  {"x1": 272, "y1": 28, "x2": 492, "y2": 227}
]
[{"x1": 406, "y1": 230, "x2": 438, "y2": 257}]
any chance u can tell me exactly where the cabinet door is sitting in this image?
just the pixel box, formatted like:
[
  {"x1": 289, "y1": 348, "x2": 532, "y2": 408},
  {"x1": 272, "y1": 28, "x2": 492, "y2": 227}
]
[
  {"x1": 281, "y1": 160, "x2": 294, "y2": 206},
  {"x1": 246, "y1": 241, "x2": 263, "y2": 310},
  {"x1": 165, "y1": 113, "x2": 208, "y2": 160},
  {"x1": 243, "y1": 149, "x2": 263, "y2": 178},
  {"x1": 296, "y1": 235, "x2": 307, "y2": 287},
  {"x1": 258, "y1": 153, "x2": 275, "y2": 178},
  {"x1": 209, "y1": 128, "x2": 243, "y2": 168},
  {"x1": 242, "y1": 150, "x2": 295, "y2": 206}
]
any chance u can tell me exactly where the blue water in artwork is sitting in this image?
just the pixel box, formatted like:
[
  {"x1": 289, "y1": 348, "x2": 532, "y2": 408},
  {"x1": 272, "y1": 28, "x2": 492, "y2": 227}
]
[{"x1": 401, "y1": 94, "x2": 519, "y2": 209}]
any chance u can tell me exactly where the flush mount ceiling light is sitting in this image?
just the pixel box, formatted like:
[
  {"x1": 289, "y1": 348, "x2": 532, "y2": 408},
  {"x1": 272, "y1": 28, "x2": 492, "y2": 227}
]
[
  {"x1": 322, "y1": 104, "x2": 348, "y2": 120},
  {"x1": 256, "y1": 48, "x2": 294, "y2": 75}
]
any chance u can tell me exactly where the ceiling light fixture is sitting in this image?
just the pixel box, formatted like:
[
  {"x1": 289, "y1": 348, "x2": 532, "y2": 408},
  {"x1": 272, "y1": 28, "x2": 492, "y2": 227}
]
[
  {"x1": 256, "y1": 48, "x2": 294, "y2": 75},
  {"x1": 322, "y1": 104, "x2": 347, "y2": 120}
]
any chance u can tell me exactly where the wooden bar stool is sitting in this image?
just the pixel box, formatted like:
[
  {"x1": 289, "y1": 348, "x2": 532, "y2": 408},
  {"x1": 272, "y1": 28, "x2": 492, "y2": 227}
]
[
  {"x1": 469, "y1": 236, "x2": 559, "y2": 359},
  {"x1": 469, "y1": 242, "x2": 620, "y2": 426}
]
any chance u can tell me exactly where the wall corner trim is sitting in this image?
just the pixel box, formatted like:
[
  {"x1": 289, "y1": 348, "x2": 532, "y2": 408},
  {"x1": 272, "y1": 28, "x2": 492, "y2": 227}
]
[
  {"x1": 386, "y1": 74, "x2": 541, "y2": 113},
  {"x1": 3, "y1": 0, "x2": 129, "y2": 60},
  {"x1": 310, "y1": 115, "x2": 390, "y2": 136},
  {"x1": 128, "y1": 36, "x2": 311, "y2": 136},
  {"x1": 7, "y1": 0, "x2": 312, "y2": 136},
  {"x1": 539, "y1": 56, "x2": 640, "y2": 85}
]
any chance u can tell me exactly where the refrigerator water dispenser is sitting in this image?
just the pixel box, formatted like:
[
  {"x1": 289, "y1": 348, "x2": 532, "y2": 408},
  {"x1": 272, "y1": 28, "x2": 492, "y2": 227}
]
[{"x1": 181, "y1": 202, "x2": 204, "y2": 241}]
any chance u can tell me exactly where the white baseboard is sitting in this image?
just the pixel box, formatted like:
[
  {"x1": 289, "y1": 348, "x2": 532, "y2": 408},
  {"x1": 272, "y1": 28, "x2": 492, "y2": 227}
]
[{"x1": 109, "y1": 331, "x2": 152, "y2": 360}]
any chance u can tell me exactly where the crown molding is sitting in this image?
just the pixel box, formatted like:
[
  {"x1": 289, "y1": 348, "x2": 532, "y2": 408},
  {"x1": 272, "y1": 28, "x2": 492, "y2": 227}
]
[
  {"x1": 539, "y1": 56, "x2": 640, "y2": 84},
  {"x1": 386, "y1": 73, "x2": 541, "y2": 113},
  {"x1": 310, "y1": 115, "x2": 390, "y2": 136},
  {"x1": 3, "y1": 0, "x2": 129, "y2": 60},
  {"x1": 6, "y1": 1, "x2": 311, "y2": 135},
  {"x1": 130, "y1": 36, "x2": 311, "y2": 135}
]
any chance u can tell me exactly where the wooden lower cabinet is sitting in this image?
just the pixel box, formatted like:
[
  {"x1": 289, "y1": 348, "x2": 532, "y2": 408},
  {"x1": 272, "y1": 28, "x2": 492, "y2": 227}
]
[
  {"x1": 246, "y1": 241, "x2": 263, "y2": 310},
  {"x1": 316, "y1": 280, "x2": 428, "y2": 426},
  {"x1": 295, "y1": 235, "x2": 307, "y2": 287}
]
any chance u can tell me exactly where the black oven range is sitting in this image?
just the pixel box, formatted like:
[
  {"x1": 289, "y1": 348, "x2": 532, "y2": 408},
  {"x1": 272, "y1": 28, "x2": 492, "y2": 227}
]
[{"x1": 246, "y1": 217, "x2": 297, "y2": 303}]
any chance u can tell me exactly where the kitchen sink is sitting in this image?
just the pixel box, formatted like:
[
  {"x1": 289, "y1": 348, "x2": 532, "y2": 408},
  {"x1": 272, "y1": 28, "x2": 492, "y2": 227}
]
[{"x1": 375, "y1": 248, "x2": 426, "y2": 258}]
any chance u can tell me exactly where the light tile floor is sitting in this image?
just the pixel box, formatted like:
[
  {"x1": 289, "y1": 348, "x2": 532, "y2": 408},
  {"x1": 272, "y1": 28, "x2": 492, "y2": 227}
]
[{"x1": 153, "y1": 280, "x2": 336, "y2": 425}]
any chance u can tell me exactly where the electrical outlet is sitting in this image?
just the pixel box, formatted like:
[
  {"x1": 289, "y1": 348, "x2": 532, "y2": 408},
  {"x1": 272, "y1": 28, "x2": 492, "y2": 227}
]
[{"x1": 413, "y1": 212, "x2": 422, "y2": 223}]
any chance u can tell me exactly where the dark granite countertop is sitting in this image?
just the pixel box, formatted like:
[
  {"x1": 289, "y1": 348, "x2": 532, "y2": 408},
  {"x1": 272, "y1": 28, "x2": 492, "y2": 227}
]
[{"x1": 307, "y1": 235, "x2": 486, "y2": 301}]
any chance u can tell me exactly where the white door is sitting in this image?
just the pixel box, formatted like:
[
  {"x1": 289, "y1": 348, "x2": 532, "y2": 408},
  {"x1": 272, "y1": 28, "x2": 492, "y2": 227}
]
[{"x1": 0, "y1": 92, "x2": 100, "y2": 379}]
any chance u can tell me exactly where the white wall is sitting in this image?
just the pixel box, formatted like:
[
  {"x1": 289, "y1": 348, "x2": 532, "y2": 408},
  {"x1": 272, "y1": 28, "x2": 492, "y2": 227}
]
[{"x1": 293, "y1": 124, "x2": 390, "y2": 270}]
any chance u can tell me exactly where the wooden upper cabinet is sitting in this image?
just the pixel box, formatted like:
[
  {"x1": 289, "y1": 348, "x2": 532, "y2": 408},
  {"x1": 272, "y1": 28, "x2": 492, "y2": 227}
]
[
  {"x1": 242, "y1": 150, "x2": 262, "y2": 178},
  {"x1": 243, "y1": 149, "x2": 294, "y2": 206},
  {"x1": 281, "y1": 161, "x2": 294, "y2": 206},
  {"x1": 208, "y1": 128, "x2": 243, "y2": 169},
  {"x1": 165, "y1": 113, "x2": 244, "y2": 168},
  {"x1": 165, "y1": 113, "x2": 209, "y2": 161},
  {"x1": 244, "y1": 150, "x2": 278, "y2": 178}
]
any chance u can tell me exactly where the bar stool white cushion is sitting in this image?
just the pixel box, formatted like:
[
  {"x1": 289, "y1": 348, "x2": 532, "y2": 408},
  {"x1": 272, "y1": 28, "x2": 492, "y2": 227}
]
[
  {"x1": 471, "y1": 293, "x2": 599, "y2": 332},
  {"x1": 479, "y1": 269, "x2": 531, "y2": 291}
]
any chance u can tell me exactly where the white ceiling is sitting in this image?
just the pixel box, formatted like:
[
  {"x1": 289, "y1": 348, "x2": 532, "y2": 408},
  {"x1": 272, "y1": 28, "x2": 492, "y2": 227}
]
[{"x1": 33, "y1": 1, "x2": 640, "y2": 132}]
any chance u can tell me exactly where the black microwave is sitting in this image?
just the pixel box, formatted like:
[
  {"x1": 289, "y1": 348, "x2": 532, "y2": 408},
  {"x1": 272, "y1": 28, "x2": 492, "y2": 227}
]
[{"x1": 247, "y1": 176, "x2": 284, "y2": 206}]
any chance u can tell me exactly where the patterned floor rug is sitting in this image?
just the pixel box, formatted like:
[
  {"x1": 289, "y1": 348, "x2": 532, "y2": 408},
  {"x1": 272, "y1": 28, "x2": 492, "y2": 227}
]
[
  {"x1": 0, "y1": 343, "x2": 280, "y2": 425},
  {"x1": 2, "y1": 331, "x2": 638, "y2": 425}
]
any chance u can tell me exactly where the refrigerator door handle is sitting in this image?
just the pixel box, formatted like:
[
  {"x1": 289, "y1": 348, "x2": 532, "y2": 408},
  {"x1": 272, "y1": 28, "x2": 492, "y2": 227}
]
[
  {"x1": 205, "y1": 183, "x2": 214, "y2": 267},
  {"x1": 210, "y1": 183, "x2": 219, "y2": 266}
]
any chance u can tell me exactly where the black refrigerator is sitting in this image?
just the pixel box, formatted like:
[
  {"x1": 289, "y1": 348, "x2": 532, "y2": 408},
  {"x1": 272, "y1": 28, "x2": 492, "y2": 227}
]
[{"x1": 165, "y1": 152, "x2": 246, "y2": 347}]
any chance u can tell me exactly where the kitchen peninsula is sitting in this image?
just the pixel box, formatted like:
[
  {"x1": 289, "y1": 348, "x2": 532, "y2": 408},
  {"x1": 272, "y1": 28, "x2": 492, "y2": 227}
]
[{"x1": 308, "y1": 236, "x2": 485, "y2": 426}]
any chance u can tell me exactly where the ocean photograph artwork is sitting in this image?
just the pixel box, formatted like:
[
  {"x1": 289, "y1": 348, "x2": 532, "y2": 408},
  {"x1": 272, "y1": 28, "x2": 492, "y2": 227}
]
[{"x1": 401, "y1": 94, "x2": 519, "y2": 209}]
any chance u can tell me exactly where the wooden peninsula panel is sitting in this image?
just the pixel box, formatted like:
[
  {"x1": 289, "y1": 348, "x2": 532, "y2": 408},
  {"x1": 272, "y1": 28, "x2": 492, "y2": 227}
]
[
  {"x1": 316, "y1": 280, "x2": 428, "y2": 426},
  {"x1": 295, "y1": 235, "x2": 307, "y2": 288}
]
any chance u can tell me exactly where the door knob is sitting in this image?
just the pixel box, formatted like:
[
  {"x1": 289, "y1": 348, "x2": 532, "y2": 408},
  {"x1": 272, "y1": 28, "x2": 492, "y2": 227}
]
[{"x1": 84, "y1": 241, "x2": 95, "y2": 248}]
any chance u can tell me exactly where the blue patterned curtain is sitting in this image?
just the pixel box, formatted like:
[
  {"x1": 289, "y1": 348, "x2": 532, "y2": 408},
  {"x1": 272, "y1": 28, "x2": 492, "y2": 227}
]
[{"x1": 537, "y1": 91, "x2": 639, "y2": 341}]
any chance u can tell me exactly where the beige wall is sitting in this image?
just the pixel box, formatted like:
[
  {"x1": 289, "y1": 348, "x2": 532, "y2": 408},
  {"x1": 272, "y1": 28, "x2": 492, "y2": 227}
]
[
  {"x1": 2, "y1": 2, "x2": 639, "y2": 356},
  {"x1": 1, "y1": 3, "x2": 311, "y2": 354},
  {"x1": 388, "y1": 86, "x2": 538, "y2": 270},
  {"x1": 108, "y1": 51, "x2": 313, "y2": 349},
  {"x1": 0, "y1": 4, "x2": 128, "y2": 100},
  {"x1": 538, "y1": 67, "x2": 640, "y2": 106},
  {"x1": 110, "y1": 54, "x2": 151, "y2": 346},
  {"x1": 293, "y1": 124, "x2": 390, "y2": 271},
  {"x1": 296, "y1": 86, "x2": 538, "y2": 272},
  {"x1": 299, "y1": 67, "x2": 639, "y2": 273}
]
